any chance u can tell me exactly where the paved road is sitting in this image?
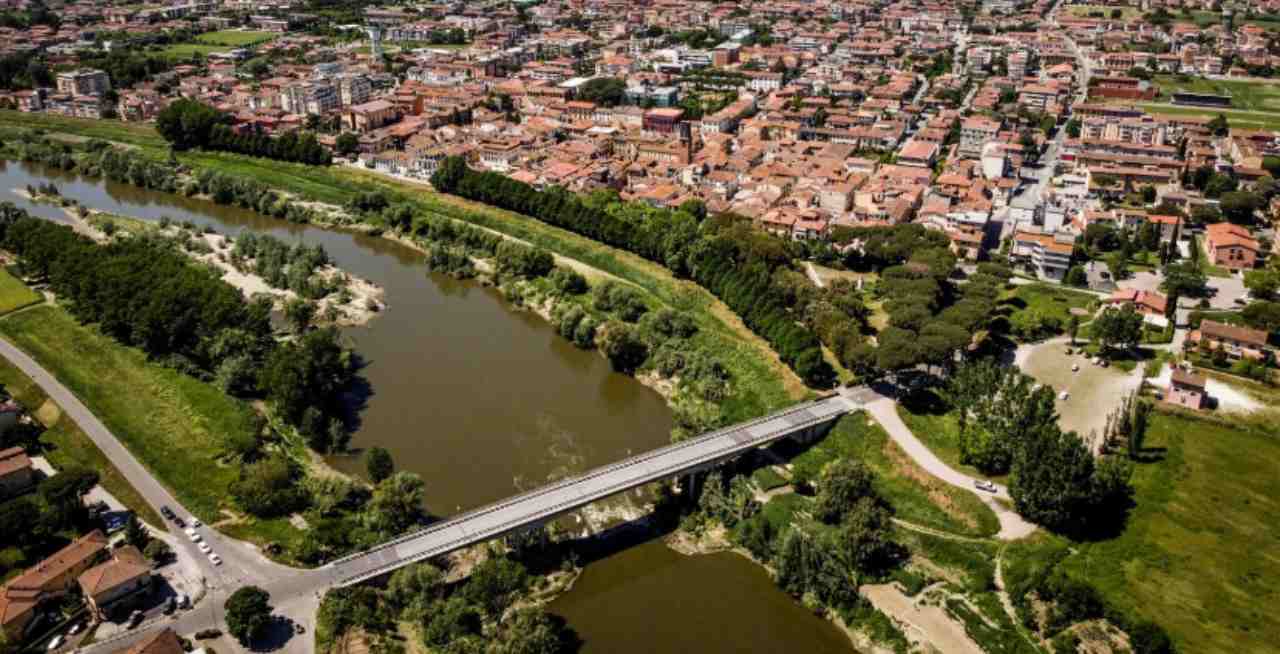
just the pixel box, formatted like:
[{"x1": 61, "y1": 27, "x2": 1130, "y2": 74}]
[
  {"x1": 857, "y1": 390, "x2": 1037, "y2": 541},
  {"x1": 0, "y1": 337, "x2": 315, "y2": 654}
]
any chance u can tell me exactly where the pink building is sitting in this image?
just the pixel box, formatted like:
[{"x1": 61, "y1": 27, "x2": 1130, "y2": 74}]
[{"x1": 1166, "y1": 368, "x2": 1206, "y2": 410}]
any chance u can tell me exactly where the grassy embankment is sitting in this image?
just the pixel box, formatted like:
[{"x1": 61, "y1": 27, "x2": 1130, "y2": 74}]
[
  {"x1": 999, "y1": 283, "x2": 1098, "y2": 333},
  {"x1": 0, "y1": 111, "x2": 806, "y2": 421},
  {"x1": 893, "y1": 392, "x2": 1008, "y2": 485},
  {"x1": 1004, "y1": 410, "x2": 1280, "y2": 654},
  {"x1": 0, "y1": 305, "x2": 302, "y2": 550},
  {"x1": 0, "y1": 271, "x2": 165, "y2": 527}
]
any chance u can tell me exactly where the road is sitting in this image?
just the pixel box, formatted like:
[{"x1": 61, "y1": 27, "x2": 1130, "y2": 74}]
[
  {"x1": 855, "y1": 390, "x2": 1037, "y2": 541},
  {"x1": 0, "y1": 336, "x2": 317, "y2": 654}
]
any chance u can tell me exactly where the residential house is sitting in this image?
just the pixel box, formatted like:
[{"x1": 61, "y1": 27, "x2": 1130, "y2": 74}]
[
  {"x1": 1188, "y1": 319, "x2": 1270, "y2": 361},
  {"x1": 1202, "y1": 223, "x2": 1260, "y2": 270},
  {"x1": 0, "y1": 531, "x2": 109, "y2": 639},
  {"x1": 78, "y1": 546, "x2": 153, "y2": 620},
  {"x1": 1165, "y1": 368, "x2": 1207, "y2": 410},
  {"x1": 0, "y1": 446, "x2": 35, "y2": 500}
]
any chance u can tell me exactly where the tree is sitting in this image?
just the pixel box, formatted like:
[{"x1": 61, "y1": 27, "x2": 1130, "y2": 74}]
[
  {"x1": 1207, "y1": 113, "x2": 1229, "y2": 136},
  {"x1": 155, "y1": 98, "x2": 225, "y2": 151},
  {"x1": 1068, "y1": 314, "x2": 1080, "y2": 346},
  {"x1": 1161, "y1": 261, "x2": 1209, "y2": 298},
  {"x1": 124, "y1": 513, "x2": 150, "y2": 549},
  {"x1": 1064, "y1": 265, "x2": 1088, "y2": 287},
  {"x1": 386, "y1": 562, "x2": 443, "y2": 608},
  {"x1": 1219, "y1": 191, "x2": 1263, "y2": 224},
  {"x1": 284, "y1": 297, "x2": 316, "y2": 334},
  {"x1": 1092, "y1": 304, "x2": 1144, "y2": 355},
  {"x1": 143, "y1": 539, "x2": 173, "y2": 563},
  {"x1": 335, "y1": 132, "x2": 359, "y2": 156},
  {"x1": 366, "y1": 446, "x2": 394, "y2": 484},
  {"x1": 1244, "y1": 269, "x2": 1280, "y2": 300},
  {"x1": 575, "y1": 77, "x2": 627, "y2": 106},
  {"x1": 1105, "y1": 250, "x2": 1130, "y2": 281},
  {"x1": 946, "y1": 360, "x2": 1058, "y2": 474},
  {"x1": 365, "y1": 471, "x2": 425, "y2": 535},
  {"x1": 225, "y1": 586, "x2": 273, "y2": 645},
  {"x1": 813, "y1": 460, "x2": 876, "y2": 524},
  {"x1": 1009, "y1": 427, "x2": 1096, "y2": 531},
  {"x1": 1241, "y1": 300, "x2": 1280, "y2": 332},
  {"x1": 491, "y1": 608, "x2": 579, "y2": 654}
]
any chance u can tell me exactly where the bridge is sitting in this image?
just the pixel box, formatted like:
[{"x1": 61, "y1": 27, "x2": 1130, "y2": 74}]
[{"x1": 325, "y1": 393, "x2": 856, "y2": 586}]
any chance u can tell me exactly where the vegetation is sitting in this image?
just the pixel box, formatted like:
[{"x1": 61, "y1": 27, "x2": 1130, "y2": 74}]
[
  {"x1": 0, "y1": 267, "x2": 41, "y2": 316},
  {"x1": 225, "y1": 586, "x2": 274, "y2": 645},
  {"x1": 431, "y1": 156, "x2": 835, "y2": 387},
  {"x1": 1005, "y1": 409, "x2": 1278, "y2": 653},
  {"x1": 157, "y1": 99, "x2": 331, "y2": 165}
]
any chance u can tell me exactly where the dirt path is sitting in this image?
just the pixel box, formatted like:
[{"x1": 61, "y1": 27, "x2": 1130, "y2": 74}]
[{"x1": 861, "y1": 584, "x2": 986, "y2": 654}]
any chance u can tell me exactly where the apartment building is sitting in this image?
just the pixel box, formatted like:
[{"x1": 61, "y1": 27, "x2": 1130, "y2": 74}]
[{"x1": 55, "y1": 69, "x2": 110, "y2": 96}]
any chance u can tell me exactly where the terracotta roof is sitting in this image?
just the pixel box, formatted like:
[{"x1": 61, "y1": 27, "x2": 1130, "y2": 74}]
[
  {"x1": 78, "y1": 546, "x2": 150, "y2": 597},
  {"x1": 0, "y1": 446, "x2": 31, "y2": 478},
  {"x1": 1, "y1": 531, "x2": 108, "y2": 628},
  {"x1": 114, "y1": 628, "x2": 184, "y2": 654},
  {"x1": 1171, "y1": 368, "x2": 1205, "y2": 388},
  {"x1": 1200, "y1": 319, "x2": 1268, "y2": 347}
]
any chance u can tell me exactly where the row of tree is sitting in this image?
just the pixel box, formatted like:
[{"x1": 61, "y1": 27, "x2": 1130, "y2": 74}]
[
  {"x1": 156, "y1": 98, "x2": 331, "y2": 165},
  {"x1": 0, "y1": 205, "x2": 354, "y2": 452},
  {"x1": 431, "y1": 156, "x2": 836, "y2": 387}
]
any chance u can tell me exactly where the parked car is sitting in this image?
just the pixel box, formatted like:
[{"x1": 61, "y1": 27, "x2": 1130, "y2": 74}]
[
  {"x1": 184, "y1": 528, "x2": 200, "y2": 542},
  {"x1": 68, "y1": 623, "x2": 81, "y2": 636},
  {"x1": 160, "y1": 506, "x2": 175, "y2": 520},
  {"x1": 128, "y1": 610, "x2": 143, "y2": 628},
  {"x1": 198, "y1": 542, "x2": 211, "y2": 554},
  {"x1": 177, "y1": 594, "x2": 190, "y2": 609},
  {"x1": 208, "y1": 553, "x2": 222, "y2": 566},
  {"x1": 973, "y1": 479, "x2": 997, "y2": 493},
  {"x1": 173, "y1": 516, "x2": 186, "y2": 528},
  {"x1": 163, "y1": 597, "x2": 176, "y2": 615},
  {"x1": 191, "y1": 518, "x2": 202, "y2": 528},
  {"x1": 47, "y1": 636, "x2": 63, "y2": 651}
]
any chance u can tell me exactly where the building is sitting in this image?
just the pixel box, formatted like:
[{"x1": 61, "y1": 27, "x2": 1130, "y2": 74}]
[
  {"x1": 1165, "y1": 368, "x2": 1207, "y2": 410},
  {"x1": 960, "y1": 116, "x2": 1000, "y2": 158},
  {"x1": 1189, "y1": 320, "x2": 1270, "y2": 361},
  {"x1": 1107, "y1": 289, "x2": 1169, "y2": 327},
  {"x1": 78, "y1": 546, "x2": 152, "y2": 620},
  {"x1": 115, "y1": 628, "x2": 185, "y2": 654},
  {"x1": 344, "y1": 99, "x2": 398, "y2": 133},
  {"x1": 641, "y1": 108, "x2": 684, "y2": 135},
  {"x1": 0, "y1": 531, "x2": 109, "y2": 639},
  {"x1": 55, "y1": 69, "x2": 110, "y2": 97},
  {"x1": 1012, "y1": 230, "x2": 1074, "y2": 281},
  {"x1": 0, "y1": 446, "x2": 35, "y2": 500},
  {"x1": 1202, "y1": 223, "x2": 1260, "y2": 270},
  {"x1": 624, "y1": 85, "x2": 679, "y2": 107},
  {"x1": 281, "y1": 82, "x2": 339, "y2": 116}
]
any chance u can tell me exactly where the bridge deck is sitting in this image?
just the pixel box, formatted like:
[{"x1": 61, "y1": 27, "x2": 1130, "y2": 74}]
[{"x1": 328, "y1": 395, "x2": 851, "y2": 586}]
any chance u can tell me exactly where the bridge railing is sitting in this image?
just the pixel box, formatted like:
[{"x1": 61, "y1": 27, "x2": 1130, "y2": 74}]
[{"x1": 330, "y1": 395, "x2": 849, "y2": 585}]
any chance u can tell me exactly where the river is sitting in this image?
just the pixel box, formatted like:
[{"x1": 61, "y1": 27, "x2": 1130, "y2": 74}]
[{"x1": 0, "y1": 159, "x2": 853, "y2": 653}]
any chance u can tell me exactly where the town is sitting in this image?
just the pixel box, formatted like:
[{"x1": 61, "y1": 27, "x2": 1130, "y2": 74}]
[{"x1": 0, "y1": 0, "x2": 1278, "y2": 653}]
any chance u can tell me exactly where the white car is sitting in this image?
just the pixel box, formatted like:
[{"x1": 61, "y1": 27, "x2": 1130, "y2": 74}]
[
  {"x1": 208, "y1": 553, "x2": 222, "y2": 566},
  {"x1": 191, "y1": 518, "x2": 202, "y2": 528},
  {"x1": 184, "y1": 527, "x2": 198, "y2": 541},
  {"x1": 47, "y1": 636, "x2": 63, "y2": 651},
  {"x1": 973, "y1": 479, "x2": 998, "y2": 493},
  {"x1": 198, "y1": 542, "x2": 212, "y2": 553},
  {"x1": 68, "y1": 624, "x2": 82, "y2": 636},
  {"x1": 1059, "y1": 391, "x2": 1070, "y2": 400}
]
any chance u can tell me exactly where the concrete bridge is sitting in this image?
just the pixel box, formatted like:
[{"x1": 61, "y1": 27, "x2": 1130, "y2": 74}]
[{"x1": 325, "y1": 393, "x2": 857, "y2": 587}]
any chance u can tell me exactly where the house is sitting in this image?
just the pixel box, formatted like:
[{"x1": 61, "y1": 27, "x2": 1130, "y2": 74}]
[
  {"x1": 1011, "y1": 230, "x2": 1074, "y2": 281},
  {"x1": 114, "y1": 628, "x2": 185, "y2": 654},
  {"x1": 78, "y1": 546, "x2": 153, "y2": 620},
  {"x1": 1106, "y1": 289, "x2": 1168, "y2": 327},
  {"x1": 0, "y1": 446, "x2": 36, "y2": 500},
  {"x1": 0, "y1": 531, "x2": 109, "y2": 639},
  {"x1": 1188, "y1": 319, "x2": 1270, "y2": 361},
  {"x1": 1165, "y1": 368, "x2": 1207, "y2": 410},
  {"x1": 1202, "y1": 223, "x2": 1260, "y2": 270}
]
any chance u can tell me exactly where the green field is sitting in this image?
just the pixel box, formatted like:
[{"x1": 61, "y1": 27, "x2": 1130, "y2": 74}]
[
  {"x1": 158, "y1": 43, "x2": 233, "y2": 61},
  {"x1": 194, "y1": 30, "x2": 277, "y2": 47},
  {"x1": 0, "y1": 356, "x2": 164, "y2": 528},
  {"x1": 0, "y1": 305, "x2": 294, "y2": 545},
  {"x1": 1139, "y1": 103, "x2": 1280, "y2": 131},
  {"x1": 0, "y1": 268, "x2": 42, "y2": 316},
  {"x1": 1152, "y1": 75, "x2": 1280, "y2": 113},
  {"x1": 1184, "y1": 11, "x2": 1280, "y2": 30},
  {"x1": 1005, "y1": 410, "x2": 1280, "y2": 654},
  {"x1": 786, "y1": 412, "x2": 1000, "y2": 537}
]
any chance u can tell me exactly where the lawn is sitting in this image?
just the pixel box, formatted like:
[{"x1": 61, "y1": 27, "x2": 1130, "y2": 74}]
[
  {"x1": 999, "y1": 283, "x2": 1098, "y2": 333},
  {"x1": 1005, "y1": 410, "x2": 1280, "y2": 654},
  {"x1": 0, "y1": 356, "x2": 163, "y2": 528},
  {"x1": 0, "y1": 306, "x2": 295, "y2": 546},
  {"x1": 0, "y1": 268, "x2": 42, "y2": 316},
  {"x1": 895, "y1": 390, "x2": 1007, "y2": 486},
  {"x1": 158, "y1": 43, "x2": 234, "y2": 60},
  {"x1": 781, "y1": 412, "x2": 999, "y2": 537},
  {"x1": 1151, "y1": 75, "x2": 1280, "y2": 113},
  {"x1": 194, "y1": 30, "x2": 277, "y2": 47},
  {"x1": 1138, "y1": 103, "x2": 1280, "y2": 131}
]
